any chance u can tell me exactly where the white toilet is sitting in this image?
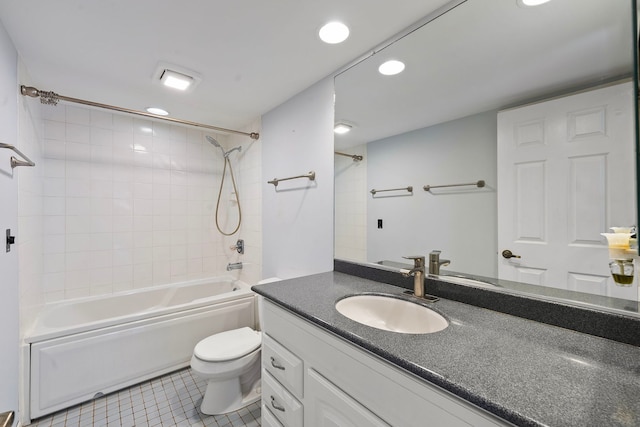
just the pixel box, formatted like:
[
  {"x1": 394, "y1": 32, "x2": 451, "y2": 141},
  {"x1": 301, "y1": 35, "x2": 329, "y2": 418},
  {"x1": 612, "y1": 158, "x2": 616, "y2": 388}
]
[{"x1": 190, "y1": 326, "x2": 262, "y2": 415}]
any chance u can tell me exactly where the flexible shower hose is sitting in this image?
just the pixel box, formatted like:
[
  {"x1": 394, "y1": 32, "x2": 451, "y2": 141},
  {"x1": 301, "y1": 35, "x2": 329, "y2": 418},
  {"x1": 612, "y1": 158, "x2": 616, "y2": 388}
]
[{"x1": 215, "y1": 156, "x2": 242, "y2": 236}]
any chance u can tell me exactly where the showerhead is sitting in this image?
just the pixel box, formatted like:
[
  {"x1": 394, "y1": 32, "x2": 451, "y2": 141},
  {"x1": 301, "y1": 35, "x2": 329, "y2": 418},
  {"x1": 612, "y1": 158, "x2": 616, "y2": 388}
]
[
  {"x1": 206, "y1": 135, "x2": 227, "y2": 157},
  {"x1": 206, "y1": 135, "x2": 222, "y2": 148},
  {"x1": 206, "y1": 135, "x2": 242, "y2": 158}
]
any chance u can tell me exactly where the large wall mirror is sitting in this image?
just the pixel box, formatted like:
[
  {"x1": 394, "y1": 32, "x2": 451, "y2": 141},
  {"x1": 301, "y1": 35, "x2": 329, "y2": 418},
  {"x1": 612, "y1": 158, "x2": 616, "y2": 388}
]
[{"x1": 334, "y1": 0, "x2": 640, "y2": 315}]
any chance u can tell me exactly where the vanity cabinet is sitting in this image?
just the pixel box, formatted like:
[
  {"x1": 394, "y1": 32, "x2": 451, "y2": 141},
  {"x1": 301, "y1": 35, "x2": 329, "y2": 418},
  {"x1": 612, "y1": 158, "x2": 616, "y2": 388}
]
[{"x1": 260, "y1": 299, "x2": 510, "y2": 427}]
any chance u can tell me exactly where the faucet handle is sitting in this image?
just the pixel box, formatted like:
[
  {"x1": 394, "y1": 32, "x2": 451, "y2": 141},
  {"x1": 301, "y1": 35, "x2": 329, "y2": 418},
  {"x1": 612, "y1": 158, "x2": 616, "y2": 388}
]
[{"x1": 403, "y1": 255, "x2": 425, "y2": 267}]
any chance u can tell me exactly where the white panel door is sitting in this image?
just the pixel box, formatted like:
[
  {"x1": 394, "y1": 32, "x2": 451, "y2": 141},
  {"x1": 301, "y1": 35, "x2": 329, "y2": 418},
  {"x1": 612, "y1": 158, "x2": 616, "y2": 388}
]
[{"x1": 497, "y1": 82, "x2": 636, "y2": 299}]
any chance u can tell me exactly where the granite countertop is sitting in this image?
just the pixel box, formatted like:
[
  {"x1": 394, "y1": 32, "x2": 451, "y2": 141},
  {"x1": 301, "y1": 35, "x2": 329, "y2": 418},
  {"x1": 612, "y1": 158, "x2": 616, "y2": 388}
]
[{"x1": 252, "y1": 271, "x2": 640, "y2": 427}]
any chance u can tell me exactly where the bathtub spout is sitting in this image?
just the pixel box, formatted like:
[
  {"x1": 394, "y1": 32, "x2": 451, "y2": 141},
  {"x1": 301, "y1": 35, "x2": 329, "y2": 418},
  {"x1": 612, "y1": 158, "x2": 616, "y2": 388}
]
[{"x1": 227, "y1": 262, "x2": 243, "y2": 271}]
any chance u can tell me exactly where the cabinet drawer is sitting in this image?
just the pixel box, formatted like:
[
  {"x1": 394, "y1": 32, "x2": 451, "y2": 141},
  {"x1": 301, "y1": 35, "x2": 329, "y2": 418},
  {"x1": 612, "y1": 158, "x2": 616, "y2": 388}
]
[
  {"x1": 262, "y1": 404, "x2": 285, "y2": 427},
  {"x1": 263, "y1": 371, "x2": 303, "y2": 427},
  {"x1": 263, "y1": 333, "x2": 303, "y2": 397}
]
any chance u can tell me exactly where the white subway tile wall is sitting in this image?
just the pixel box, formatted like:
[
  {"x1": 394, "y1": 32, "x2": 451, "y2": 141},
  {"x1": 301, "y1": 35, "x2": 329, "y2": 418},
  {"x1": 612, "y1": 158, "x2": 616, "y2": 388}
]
[{"x1": 38, "y1": 104, "x2": 262, "y2": 302}]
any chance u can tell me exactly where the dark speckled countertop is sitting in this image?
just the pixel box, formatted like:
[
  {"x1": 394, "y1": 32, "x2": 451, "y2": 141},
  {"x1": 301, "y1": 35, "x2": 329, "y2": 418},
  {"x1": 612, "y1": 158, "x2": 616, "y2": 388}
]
[{"x1": 252, "y1": 271, "x2": 640, "y2": 427}]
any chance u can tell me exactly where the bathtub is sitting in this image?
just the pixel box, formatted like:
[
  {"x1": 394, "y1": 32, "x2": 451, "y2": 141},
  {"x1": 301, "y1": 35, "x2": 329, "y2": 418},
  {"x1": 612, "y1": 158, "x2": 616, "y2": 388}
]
[{"x1": 24, "y1": 277, "x2": 257, "y2": 420}]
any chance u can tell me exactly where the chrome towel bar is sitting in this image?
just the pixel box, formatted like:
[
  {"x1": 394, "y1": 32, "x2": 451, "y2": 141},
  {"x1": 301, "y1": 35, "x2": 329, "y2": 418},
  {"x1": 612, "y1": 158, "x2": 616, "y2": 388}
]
[
  {"x1": 0, "y1": 142, "x2": 35, "y2": 168},
  {"x1": 268, "y1": 171, "x2": 316, "y2": 187},
  {"x1": 423, "y1": 180, "x2": 484, "y2": 192},
  {"x1": 370, "y1": 186, "x2": 413, "y2": 195}
]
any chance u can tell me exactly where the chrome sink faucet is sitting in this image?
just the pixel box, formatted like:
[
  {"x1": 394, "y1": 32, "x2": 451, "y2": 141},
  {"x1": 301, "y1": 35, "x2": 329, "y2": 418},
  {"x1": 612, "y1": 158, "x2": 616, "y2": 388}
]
[
  {"x1": 402, "y1": 255, "x2": 426, "y2": 298},
  {"x1": 429, "y1": 250, "x2": 450, "y2": 275}
]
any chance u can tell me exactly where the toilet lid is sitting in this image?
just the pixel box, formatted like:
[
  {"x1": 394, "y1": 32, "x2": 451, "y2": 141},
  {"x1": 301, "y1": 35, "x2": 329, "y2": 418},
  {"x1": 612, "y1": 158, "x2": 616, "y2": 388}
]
[{"x1": 194, "y1": 327, "x2": 261, "y2": 362}]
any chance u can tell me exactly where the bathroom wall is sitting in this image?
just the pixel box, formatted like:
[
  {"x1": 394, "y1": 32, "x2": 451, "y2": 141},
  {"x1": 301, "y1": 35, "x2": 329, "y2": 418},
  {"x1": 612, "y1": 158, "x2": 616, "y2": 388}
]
[
  {"x1": 367, "y1": 110, "x2": 498, "y2": 277},
  {"x1": 262, "y1": 77, "x2": 335, "y2": 279},
  {"x1": 0, "y1": 17, "x2": 20, "y2": 416},
  {"x1": 334, "y1": 143, "x2": 367, "y2": 261},
  {"x1": 17, "y1": 63, "x2": 45, "y2": 333},
  {"x1": 38, "y1": 104, "x2": 262, "y2": 302}
]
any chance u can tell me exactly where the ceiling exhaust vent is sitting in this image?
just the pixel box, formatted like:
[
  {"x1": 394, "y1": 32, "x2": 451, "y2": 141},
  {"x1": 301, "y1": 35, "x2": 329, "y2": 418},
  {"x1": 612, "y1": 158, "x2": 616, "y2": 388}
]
[{"x1": 152, "y1": 62, "x2": 202, "y2": 92}]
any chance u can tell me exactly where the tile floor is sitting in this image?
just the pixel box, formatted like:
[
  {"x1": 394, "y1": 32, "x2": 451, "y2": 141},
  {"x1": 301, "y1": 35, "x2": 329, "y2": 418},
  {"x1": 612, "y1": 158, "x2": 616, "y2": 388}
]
[{"x1": 29, "y1": 368, "x2": 261, "y2": 427}]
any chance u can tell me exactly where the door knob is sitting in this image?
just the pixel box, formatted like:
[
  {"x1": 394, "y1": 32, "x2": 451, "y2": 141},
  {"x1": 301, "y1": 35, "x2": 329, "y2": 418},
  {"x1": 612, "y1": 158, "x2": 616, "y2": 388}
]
[{"x1": 501, "y1": 249, "x2": 521, "y2": 259}]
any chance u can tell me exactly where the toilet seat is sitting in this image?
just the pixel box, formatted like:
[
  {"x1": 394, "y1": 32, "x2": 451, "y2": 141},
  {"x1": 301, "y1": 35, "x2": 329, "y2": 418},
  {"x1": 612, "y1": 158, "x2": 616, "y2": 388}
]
[{"x1": 194, "y1": 327, "x2": 261, "y2": 362}]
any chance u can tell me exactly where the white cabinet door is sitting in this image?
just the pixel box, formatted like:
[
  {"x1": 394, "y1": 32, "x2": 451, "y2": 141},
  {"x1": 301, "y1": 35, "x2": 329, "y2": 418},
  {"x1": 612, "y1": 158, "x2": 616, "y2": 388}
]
[
  {"x1": 497, "y1": 82, "x2": 636, "y2": 299},
  {"x1": 305, "y1": 368, "x2": 390, "y2": 427}
]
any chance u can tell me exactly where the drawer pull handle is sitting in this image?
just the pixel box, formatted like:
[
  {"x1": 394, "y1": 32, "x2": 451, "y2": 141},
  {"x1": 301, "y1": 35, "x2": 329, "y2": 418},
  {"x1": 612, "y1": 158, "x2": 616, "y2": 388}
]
[
  {"x1": 271, "y1": 395, "x2": 285, "y2": 412},
  {"x1": 270, "y1": 356, "x2": 286, "y2": 370}
]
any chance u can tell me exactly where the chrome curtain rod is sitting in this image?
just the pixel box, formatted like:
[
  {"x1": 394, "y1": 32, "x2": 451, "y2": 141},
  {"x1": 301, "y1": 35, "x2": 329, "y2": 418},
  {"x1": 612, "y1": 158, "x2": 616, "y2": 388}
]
[
  {"x1": 334, "y1": 151, "x2": 363, "y2": 161},
  {"x1": 20, "y1": 85, "x2": 259, "y2": 140}
]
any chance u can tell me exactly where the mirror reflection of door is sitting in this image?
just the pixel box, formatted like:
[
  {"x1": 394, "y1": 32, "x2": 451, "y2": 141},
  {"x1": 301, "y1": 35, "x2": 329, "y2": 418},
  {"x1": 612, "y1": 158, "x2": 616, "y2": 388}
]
[{"x1": 497, "y1": 81, "x2": 636, "y2": 300}]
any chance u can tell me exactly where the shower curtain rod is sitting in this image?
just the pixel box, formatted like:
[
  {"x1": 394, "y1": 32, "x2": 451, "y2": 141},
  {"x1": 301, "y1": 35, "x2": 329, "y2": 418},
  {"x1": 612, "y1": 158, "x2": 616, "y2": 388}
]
[{"x1": 20, "y1": 85, "x2": 260, "y2": 140}]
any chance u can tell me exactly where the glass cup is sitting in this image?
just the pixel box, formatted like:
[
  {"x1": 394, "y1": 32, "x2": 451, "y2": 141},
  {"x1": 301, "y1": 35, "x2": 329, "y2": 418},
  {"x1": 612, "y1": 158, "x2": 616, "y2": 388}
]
[{"x1": 609, "y1": 259, "x2": 634, "y2": 286}]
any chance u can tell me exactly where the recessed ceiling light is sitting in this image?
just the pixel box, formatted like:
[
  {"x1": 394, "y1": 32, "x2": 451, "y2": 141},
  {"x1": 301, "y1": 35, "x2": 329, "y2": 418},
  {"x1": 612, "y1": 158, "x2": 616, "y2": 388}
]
[
  {"x1": 517, "y1": 0, "x2": 551, "y2": 6},
  {"x1": 160, "y1": 69, "x2": 194, "y2": 91},
  {"x1": 378, "y1": 60, "x2": 405, "y2": 76},
  {"x1": 334, "y1": 123, "x2": 352, "y2": 134},
  {"x1": 319, "y1": 22, "x2": 350, "y2": 44},
  {"x1": 146, "y1": 107, "x2": 169, "y2": 116}
]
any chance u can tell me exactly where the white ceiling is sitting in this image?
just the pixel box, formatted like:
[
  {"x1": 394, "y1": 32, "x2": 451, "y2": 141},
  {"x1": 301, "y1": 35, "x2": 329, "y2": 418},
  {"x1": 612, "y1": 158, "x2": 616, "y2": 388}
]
[{"x1": 0, "y1": 0, "x2": 454, "y2": 133}]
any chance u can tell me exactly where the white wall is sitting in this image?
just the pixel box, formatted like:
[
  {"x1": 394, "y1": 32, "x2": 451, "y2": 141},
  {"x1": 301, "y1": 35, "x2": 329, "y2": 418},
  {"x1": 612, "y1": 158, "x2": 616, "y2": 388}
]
[
  {"x1": 17, "y1": 62, "x2": 45, "y2": 335},
  {"x1": 367, "y1": 110, "x2": 498, "y2": 277},
  {"x1": 262, "y1": 77, "x2": 335, "y2": 279},
  {"x1": 0, "y1": 17, "x2": 20, "y2": 416}
]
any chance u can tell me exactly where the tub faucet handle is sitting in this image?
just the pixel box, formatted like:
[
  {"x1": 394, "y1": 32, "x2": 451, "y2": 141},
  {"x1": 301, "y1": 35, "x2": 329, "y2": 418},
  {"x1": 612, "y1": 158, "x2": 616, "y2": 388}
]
[{"x1": 230, "y1": 239, "x2": 244, "y2": 254}]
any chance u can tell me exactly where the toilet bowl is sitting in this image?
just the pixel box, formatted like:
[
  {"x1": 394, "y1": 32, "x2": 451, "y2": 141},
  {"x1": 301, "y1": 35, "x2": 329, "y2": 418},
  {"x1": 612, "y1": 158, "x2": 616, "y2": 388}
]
[{"x1": 190, "y1": 326, "x2": 262, "y2": 415}]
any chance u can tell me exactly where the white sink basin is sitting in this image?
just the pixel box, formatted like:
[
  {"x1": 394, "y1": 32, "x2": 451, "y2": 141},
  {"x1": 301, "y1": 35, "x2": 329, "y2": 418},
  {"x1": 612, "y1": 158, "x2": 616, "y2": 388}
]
[{"x1": 335, "y1": 294, "x2": 448, "y2": 334}]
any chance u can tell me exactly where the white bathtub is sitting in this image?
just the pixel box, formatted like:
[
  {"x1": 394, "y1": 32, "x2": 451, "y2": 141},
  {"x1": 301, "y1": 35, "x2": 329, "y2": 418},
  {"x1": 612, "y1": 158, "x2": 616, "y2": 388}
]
[{"x1": 25, "y1": 277, "x2": 257, "y2": 421}]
